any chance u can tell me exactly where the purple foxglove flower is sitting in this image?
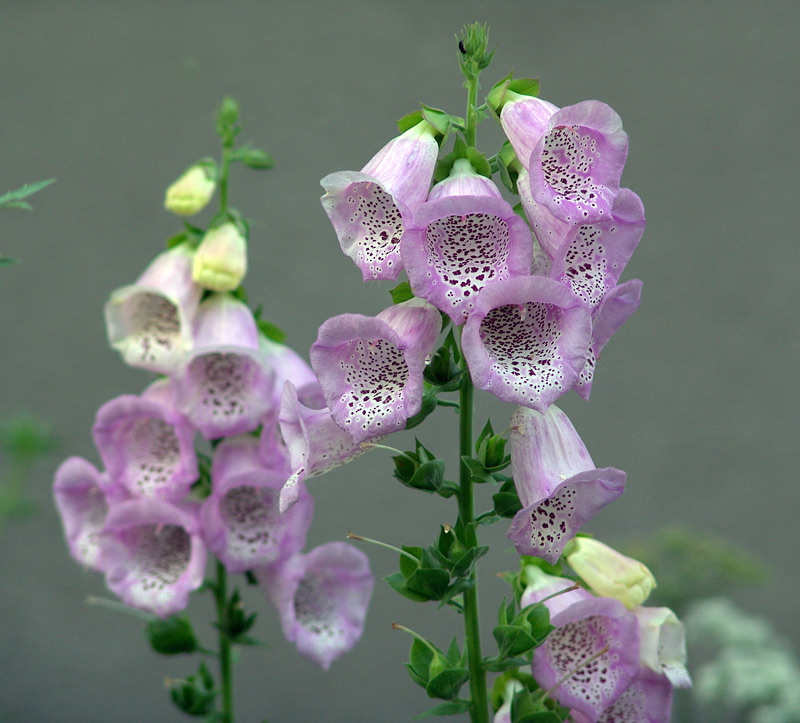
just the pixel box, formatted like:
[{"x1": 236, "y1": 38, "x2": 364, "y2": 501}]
[
  {"x1": 506, "y1": 405, "x2": 625, "y2": 564},
  {"x1": 569, "y1": 667, "x2": 673, "y2": 723},
  {"x1": 320, "y1": 119, "x2": 439, "y2": 281},
  {"x1": 549, "y1": 189, "x2": 645, "y2": 310},
  {"x1": 104, "y1": 242, "x2": 202, "y2": 373},
  {"x1": 634, "y1": 607, "x2": 691, "y2": 689},
  {"x1": 200, "y1": 436, "x2": 313, "y2": 573},
  {"x1": 53, "y1": 457, "x2": 115, "y2": 571},
  {"x1": 461, "y1": 276, "x2": 592, "y2": 411},
  {"x1": 259, "y1": 335, "x2": 319, "y2": 411},
  {"x1": 499, "y1": 94, "x2": 559, "y2": 173},
  {"x1": 101, "y1": 498, "x2": 206, "y2": 617},
  {"x1": 528, "y1": 101, "x2": 629, "y2": 227},
  {"x1": 309, "y1": 298, "x2": 440, "y2": 444},
  {"x1": 575, "y1": 278, "x2": 643, "y2": 400},
  {"x1": 175, "y1": 293, "x2": 275, "y2": 439},
  {"x1": 277, "y1": 381, "x2": 376, "y2": 512},
  {"x1": 92, "y1": 384, "x2": 198, "y2": 502},
  {"x1": 401, "y1": 161, "x2": 533, "y2": 325},
  {"x1": 518, "y1": 166, "x2": 574, "y2": 260},
  {"x1": 260, "y1": 542, "x2": 374, "y2": 670},
  {"x1": 532, "y1": 594, "x2": 640, "y2": 719}
]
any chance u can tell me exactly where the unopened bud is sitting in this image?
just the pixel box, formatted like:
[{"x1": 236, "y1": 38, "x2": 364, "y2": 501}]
[
  {"x1": 566, "y1": 537, "x2": 656, "y2": 610},
  {"x1": 192, "y1": 222, "x2": 247, "y2": 292},
  {"x1": 164, "y1": 166, "x2": 216, "y2": 216}
]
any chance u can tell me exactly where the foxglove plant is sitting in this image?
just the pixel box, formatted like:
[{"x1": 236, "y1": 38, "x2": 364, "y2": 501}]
[
  {"x1": 53, "y1": 25, "x2": 688, "y2": 723},
  {"x1": 53, "y1": 98, "x2": 374, "y2": 722}
]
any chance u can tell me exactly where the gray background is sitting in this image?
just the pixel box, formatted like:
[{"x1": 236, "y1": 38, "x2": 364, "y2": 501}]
[{"x1": 1, "y1": 1, "x2": 797, "y2": 721}]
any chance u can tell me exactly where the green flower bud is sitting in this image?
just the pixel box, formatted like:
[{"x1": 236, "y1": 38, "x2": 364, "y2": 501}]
[
  {"x1": 192, "y1": 222, "x2": 247, "y2": 292},
  {"x1": 566, "y1": 537, "x2": 656, "y2": 610},
  {"x1": 164, "y1": 165, "x2": 216, "y2": 216}
]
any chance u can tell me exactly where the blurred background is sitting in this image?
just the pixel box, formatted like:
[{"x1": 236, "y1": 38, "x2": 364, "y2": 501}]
[{"x1": 1, "y1": 1, "x2": 798, "y2": 720}]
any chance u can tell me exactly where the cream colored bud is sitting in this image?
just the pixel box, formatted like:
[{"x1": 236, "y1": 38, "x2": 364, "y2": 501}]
[
  {"x1": 566, "y1": 537, "x2": 656, "y2": 610},
  {"x1": 192, "y1": 223, "x2": 247, "y2": 292},
  {"x1": 164, "y1": 166, "x2": 216, "y2": 216}
]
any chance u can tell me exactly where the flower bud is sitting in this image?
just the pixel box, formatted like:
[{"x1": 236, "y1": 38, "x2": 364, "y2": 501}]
[
  {"x1": 164, "y1": 165, "x2": 216, "y2": 216},
  {"x1": 192, "y1": 222, "x2": 247, "y2": 292},
  {"x1": 566, "y1": 536, "x2": 656, "y2": 609}
]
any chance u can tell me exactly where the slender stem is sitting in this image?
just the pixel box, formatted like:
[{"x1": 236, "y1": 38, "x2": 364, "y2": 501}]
[
  {"x1": 465, "y1": 71, "x2": 479, "y2": 149},
  {"x1": 457, "y1": 351, "x2": 488, "y2": 723},
  {"x1": 214, "y1": 560, "x2": 234, "y2": 723},
  {"x1": 219, "y1": 146, "x2": 231, "y2": 213}
]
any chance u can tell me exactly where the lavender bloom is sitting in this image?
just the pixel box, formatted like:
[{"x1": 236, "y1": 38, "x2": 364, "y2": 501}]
[
  {"x1": 175, "y1": 293, "x2": 274, "y2": 439},
  {"x1": 310, "y1": 298, "x2": 440, "y2": 444},
  {"x1": 531, "y1": 593, "x2": 640, "y2": 719},
  {"x1": 200, "y1": 436, "x2": 313, "y2": 573},
  {"x1": 401, "y1": 159, "x2": 532, "y2": 325},
  {"x1": 53, "y1": 457, "x2": 115, "y2": 571},
  {"x1": 506, "y1": 405, "x2": 625, "y2": 564},
  {"x1": 320, "y1": 120, "x2": 439, "y2": 281},
  {"x1": 527, "y1": 101, "x2": 629, "y2": 227},
  {"x1": 104, "y1": 243, "x2": 202, "y2": 373},
  {"x1": 461, "y1": 276, "x2": 592, "y2": 411},
  {"x1": 634, "y1": 607, "x2": 691, "y2": 690},
  {"x1": 549, "y1": 189, "x2": 645, "y2": 311},
  {"x1": 518, "y1": 166, "x2": 575, "y2": 260},
  {"x1": 101, "y1": 498, "x2": 206, "y2": 617},
  {"x1": 260, "y1": 542, "x2": 374, "y2": 670},
  {"x1": 92, "y1": 381, "x2": 198, "y2": 502},
  {"x1": 277, "y1": 381, "x2": 376, "y2": 512}
]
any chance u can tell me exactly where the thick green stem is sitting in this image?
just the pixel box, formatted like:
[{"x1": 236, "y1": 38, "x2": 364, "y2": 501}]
[
  {"x1": 214, "y1": 560, "x2": 234, "y2": 723},
  {"x1": 465, "y1": 73, "x2": 479, "y2": 149},
  {"x1": 458, "y1": 365, "x2": 488, "y2": 723}
]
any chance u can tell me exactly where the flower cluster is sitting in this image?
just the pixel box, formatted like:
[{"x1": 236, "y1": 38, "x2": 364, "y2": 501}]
[{"x1": 54, "y1": 149, "x2": 373, "y2": 671}]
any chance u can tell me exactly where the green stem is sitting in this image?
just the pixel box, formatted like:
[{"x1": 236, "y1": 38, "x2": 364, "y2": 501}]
[
  {"x1": 214, "y1": 560, "x2": 234, "y2": 723},
  {"x1": 465, "y1": 71, "x2": 480, "y2": 149},
  {"x1": 219, "y1": 146, "x2": 232, "y2": 213},
  {"x1": 457, "y1": 346, "x2": 488, "y2": 723}
]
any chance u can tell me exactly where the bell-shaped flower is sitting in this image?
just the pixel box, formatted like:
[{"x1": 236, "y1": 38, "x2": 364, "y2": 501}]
[
  {"x1": 633, "y1": 607, "x2": 692, "y2": 690},
  {"x1": 260, "y1": 542, "x2": 374, "y2": 670},
  {"x1": 277, "y1": 381, "x2": 376, "y2": 512},
  {"x1": 310, "y1": 298, "x2": 441, "y2": 444},
  {"x1": 259, "y1": 335, "x2": 319, "y2": 411},
  {"x1": 53, "y1": 457, "x2": 117, "y2": 571},
  {"x1": 402, "y1": 159, "x2": 532, "y2": 325},
  {"x1": 493, "y1": 678, "x2": 524, "y2": 723},
  {"x1": 461, "y1": 276, "x2": 592, "y2": 411},
  {"x1": 104, "y1": 243, "x2": 202, "y2": 373},
  {"x1": 530, "y1": 589, "x2": 641, "y2": 719},
  {"x1": 164, "y1": 164, "x2": 216, "y2": 216},
  {"x1": 100, "y1": 497, "x2": 206, "y2": 617},
  {"x1": 192, "y1": 222, "x2": 247, "y2": 292},
  {"x1": 549, "y1": 189, "x2": 645, "y2": 311},
  {"x1": 92, "y1": 380, "x2": 198, "y2": 501},
  {"x1": 518, "y1": 166, "x2": 574, "y2": 260},
  {"x1": 200, "y1": 435, "x2": 313, "y2": 573},
  {"x1": 320, "y1": 119, "x2": 439, "y2": 281},
  {"x1": 527, "y1": 100, "x2": 629, "y2": 227},
  {"x1": 174, "y1": 293, "x2": 274, "y2": 439},
  {"x1": 506, "y1": 405, "x2": 625, "y2": 564},
  {"x1": 498, "y1": 93, "x2": 559, "y2": 173},
  {"x1": 574, "y1": 278, "x2": 643, "y2": 400},
  {"x1": 566, "y1": 537, "x2": 656, "y2": 610}
]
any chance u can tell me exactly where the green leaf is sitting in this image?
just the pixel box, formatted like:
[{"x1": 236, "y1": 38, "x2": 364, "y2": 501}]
[
  {"x1": 256, "y1": 319, "x2": 287, "y2": 343},
  {"x1": 408, "y1": 636, "x2": 435, "y2": 680},
  {"x1": 493, "y1": 624, "x2": 536, "y2": 659},
  {"x1": 399, "y1": 546, "x2": 423, "y2": 578},
  {"x1": 0, "y1": 255, "x2": 18, "y2": 266},
  {"x1": 385, "y1": 572, "x2": 429, "y2": 603},
  {"x1": 465, "y1": 147, "x2": 492, "y2": 178},
  {"x1": 230, "y1": 146, "x2": 275, "y2": 170},
  {"x1": 389, "y1": 280, "x2": 415, "y2": 304},
  {"x1": 445, "y1": 637, "x2": 461, "y2": 666},
  {"x1": 450, "y1": 545, "x2": 489, "y2": 579},
  {"x1": 146, "y1": 616, "x2": 198, "y2": 655},
  {"x1": 169, "y1": 661, "x2": 217, "y2": 717},
  {"x1": 404, "y1": 393, "x2": 439, "y2": 431},
  {"x1": 407, "y1": 568, "x2": 451, "y2": 600},
  {"x1": 439, "y1": 577, "x2": 474, "y2": 607},
  {"x1": 414, "y1": 699, "x2": 471, "y2": 717},
  {"x1": 406, "y1": 459, "x2": 445, "y2": 492},
  {"x1": 508, "y1": 77, "x2": 540, "y2": 98},
  {"x1": 461, "y1": 456, "x2": 494, "y2": 485},
  {"x1": 0, "y1": 178, "x2": 55, "y2": 210},
  {"x1": 426, "y1": 667, "x2": 470, "y2": 700}
]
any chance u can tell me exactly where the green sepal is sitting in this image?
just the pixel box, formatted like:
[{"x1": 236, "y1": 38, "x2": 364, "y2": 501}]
[
  {"x1": 407, "y1": 459, "x2": 445, "y2": 492},
  {"x1": 433, "y1": 135, "x2": 469, "y2": 183},
  {"x1": 509, "y1": 77, "x2": 541, "y2": 98},
  {"x1": 406, "y1": 566, "x2": 451, "y2": 601},
  {"x1": 407, "y1": 635, "x2": 436, "y2": 681},
  {"x1": 466, "y1": 147, "x2": 492, "y2": 179},
  {"x1": 146, "y1": 615, "x2": 198, "y2": 655},
  {"x1": 0, "y1": 256, "x2": 18, "y2": 266},
  {"x1": 385, "y1": 572, "x2": 430, "y2": 602},
  {"x1": 516, "y1": 603, "x2": 553, "y2": 648},
  {"x1": 389, "y1": 280, "x2": 415, "y2": 304},
  {"x1": 399, "y1": 546, "x2": 424, "y2": 578},
  {"x1": 426, "y1": 667, "x2": 470, "y2": 701},
  {"x1": 461, "y1": 456, "x2": 494, "y2": 485},
  {"x1": 483, "y1": 656, "x2": 533, "y2": 673},
  {"x1": 445, "y1": 636, "x2": 462, "y2": 666},
  {"x1": 439, "y1": 577, "x2": 475, "y2": 608},
  {"x1": 406, "y1": 662, "x2": 430, "y2": 688},
  {"x1": 166, "y1": 230, "x2": 189, "y2": 249},
  {"x1": 216, "y1": 96, "x2": 240, "y2": 146},
  {"x1": 169, "y1": 661, "x2": 217, "y2": 717},
  {"x1": 493, "y1": 624, "x2": 537, "y2": 659},
  {"x1": 450, "y1": 545, "x2": 489, "y2": 579},
  {"x1": 414, "y1": 699, "x2": 471, "y2": 717},
  {"x1": 396, "y1": 105, "x2": 455, "y2": 139},
  {"x1": 404, "y1": 393, "x2": 439, "y2": 431},
  {"x1": 229, "y1": 146, "x2": 275, "y2": 170},
  {"x1": 213, "y1": 589, "x2": 257, "y2": 642},
  {"x1": 254, "y1": 318, "x2": 287, "y2": 344},
  {"x1": 510, "y1": 686, "x2": 568, "y2": 723},
  {"x1": 492, "y1": 478, "x2": 522, "y2": 518},
  {"x1": 436, "y1": 481, "x2": 460, "y2": 499},
  {"x1": 487, "y1": 73, "x2": 540, "y2": 117},
  {"x1": 453, "y1": 517, "x2": 479, "y2": 550},
  {"x1": 424, "y1": 329, "x2": 463, "y2": 389},
  {"x1": 0, "y1": 178, "x2": 55, "y2": 211}
]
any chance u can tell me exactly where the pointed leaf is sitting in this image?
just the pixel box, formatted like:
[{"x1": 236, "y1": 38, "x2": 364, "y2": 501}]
[
  {"x1": 385, "y1": 572, "x2": 429, "y2": 602},
  {"x1": 426, "y1": 667, "x2": 470, "y2": 700},
  {"x1": 414, "y1": 699, "x2": 471, "y2": 717}
]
